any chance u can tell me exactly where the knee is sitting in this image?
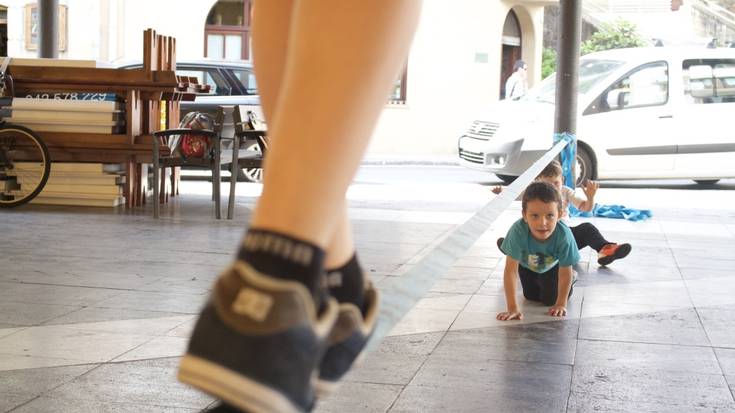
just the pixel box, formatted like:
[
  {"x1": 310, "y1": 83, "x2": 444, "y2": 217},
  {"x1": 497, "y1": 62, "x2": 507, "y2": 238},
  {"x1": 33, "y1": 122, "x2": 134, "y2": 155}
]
[
  {"x1": 541, "y1": 295, "x2": 557, "y2": 306},
  {"x1": 522, "y1": 289, "x2": 539, "y2": 302},
  {"x1": 577, "y1": 222, "x2": 594, "y2": 231}
]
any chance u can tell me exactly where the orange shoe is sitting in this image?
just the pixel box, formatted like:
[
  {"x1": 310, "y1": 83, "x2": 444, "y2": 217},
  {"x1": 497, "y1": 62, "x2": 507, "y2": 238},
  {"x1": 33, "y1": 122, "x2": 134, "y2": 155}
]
[{"x1": 597, "y1": 243, "x2": 631, "y2": 266}]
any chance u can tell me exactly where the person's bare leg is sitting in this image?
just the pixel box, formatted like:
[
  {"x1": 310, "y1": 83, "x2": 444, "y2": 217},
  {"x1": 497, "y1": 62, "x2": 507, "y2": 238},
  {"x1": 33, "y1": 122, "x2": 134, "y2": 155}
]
[
  {"x1": 180, "y1": 2, "x2": 422, "y2": 411},
  {"x1": 251, "y1": 0, "x2": 422, "y2": 247},
  {"x1": 250, "y1": 0, "x2": 291, "y2": 124},
  {"x1": 252, "y1": 0, "x2": 359, "y2": 287}
]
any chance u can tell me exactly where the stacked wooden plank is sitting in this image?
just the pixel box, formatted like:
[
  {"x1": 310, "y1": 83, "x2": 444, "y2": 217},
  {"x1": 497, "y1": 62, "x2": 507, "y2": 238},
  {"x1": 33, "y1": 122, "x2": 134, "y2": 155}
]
[
  {"x1": 13, "y1": 162, "x2": 126, "y2": 207},
  {"x1": 36, "y1": 163, "x2": 126, "y2": 207},
  {"x1": 3, "y1": 29, "x2": 194, "y2": 208},
  {"x1": 0, "y1": 95, "x2": 125, "y2": 134}
]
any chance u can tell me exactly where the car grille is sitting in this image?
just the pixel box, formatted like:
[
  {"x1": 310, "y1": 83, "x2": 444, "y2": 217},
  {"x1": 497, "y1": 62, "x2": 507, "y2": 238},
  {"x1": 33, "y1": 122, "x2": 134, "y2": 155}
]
[
  {"x1": 459, "y1": 148, "x2": 484, "y2": 164},
  {"x1": 465, "y1": 121, "x2": 499, "y2": 141}
]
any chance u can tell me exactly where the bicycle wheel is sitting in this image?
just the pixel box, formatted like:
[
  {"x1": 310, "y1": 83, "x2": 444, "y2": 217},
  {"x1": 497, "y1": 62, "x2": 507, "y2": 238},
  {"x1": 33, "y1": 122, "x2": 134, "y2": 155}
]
[{"x1": 0, "y1": 124, "x2": 51, "y2": 208}]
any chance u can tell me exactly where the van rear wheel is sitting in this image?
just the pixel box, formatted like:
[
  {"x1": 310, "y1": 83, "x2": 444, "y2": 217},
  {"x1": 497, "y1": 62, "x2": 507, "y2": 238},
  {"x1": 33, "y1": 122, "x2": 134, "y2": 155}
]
[
  {"x1": 693, "y1": 179, "x2": 719, "y2": 185},
  {"x1": 496, "y1": 174, "x2": 517, "y2": 185},
  {"x1": 576, "y1": 147, "x2": 595, "y2": 186}
]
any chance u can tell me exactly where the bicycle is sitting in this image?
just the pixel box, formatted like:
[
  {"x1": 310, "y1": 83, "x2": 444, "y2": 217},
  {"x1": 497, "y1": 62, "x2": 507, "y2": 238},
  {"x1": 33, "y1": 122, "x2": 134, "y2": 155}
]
[{"x1": 0, "y1": 57, "x2": 51, "y2": 208}]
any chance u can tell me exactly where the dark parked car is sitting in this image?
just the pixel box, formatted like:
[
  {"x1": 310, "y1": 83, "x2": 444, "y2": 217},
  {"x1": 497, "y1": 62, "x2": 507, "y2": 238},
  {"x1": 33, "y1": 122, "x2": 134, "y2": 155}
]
[{"x1": 119, "y1": 59, "x2": 265, "y2": 182}]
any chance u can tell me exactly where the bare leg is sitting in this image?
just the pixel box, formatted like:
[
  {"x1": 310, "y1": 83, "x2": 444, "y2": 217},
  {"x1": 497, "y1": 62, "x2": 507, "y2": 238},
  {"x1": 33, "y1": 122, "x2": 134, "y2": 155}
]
[
  {"x1": 250, "y1": 0, "x2": 422, "y2": 248},
  {"x1": 180, "y1": 3, "x2": 422, "y2": 411},
  {"x1": 251, "y1": 0, "x2": 355, "y2": 269}
]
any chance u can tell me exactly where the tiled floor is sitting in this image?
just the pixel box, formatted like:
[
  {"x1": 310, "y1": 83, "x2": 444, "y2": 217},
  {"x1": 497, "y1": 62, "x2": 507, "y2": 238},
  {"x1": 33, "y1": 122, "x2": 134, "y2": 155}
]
[{"x1": 2, "y1": 178, "x2": 735, "y2": 412}]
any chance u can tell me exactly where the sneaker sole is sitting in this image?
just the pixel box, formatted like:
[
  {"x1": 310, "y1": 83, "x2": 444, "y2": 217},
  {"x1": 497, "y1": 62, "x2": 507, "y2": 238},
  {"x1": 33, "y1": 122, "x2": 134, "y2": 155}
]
[
  {"x1": 179, "y1": 354, "x2": 305, "y2": 413},
  {"x1": 314, "y1": 351, "x2": 367, "y2": 398},
  {"x1": 598, "y1": 243, "x2": 632, "y2": 266}
]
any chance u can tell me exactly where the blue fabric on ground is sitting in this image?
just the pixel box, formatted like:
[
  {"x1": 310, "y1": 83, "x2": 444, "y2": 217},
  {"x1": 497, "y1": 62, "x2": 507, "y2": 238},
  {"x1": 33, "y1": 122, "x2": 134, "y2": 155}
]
[
  {"x1": 553, "y1": 132, "x2": 577, "y2": 188},
  {"x1": 570, "y1": 204, "x2": 653, "y2": 221}
]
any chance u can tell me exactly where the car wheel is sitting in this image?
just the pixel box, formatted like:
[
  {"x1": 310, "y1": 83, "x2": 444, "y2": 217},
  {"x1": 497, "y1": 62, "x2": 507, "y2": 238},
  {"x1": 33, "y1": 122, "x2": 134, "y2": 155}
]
[
  {"x1": 496, "y1": 174, "x2": 517, "y2": 185},
  {"x1": 236, "y1": 141, "x2": 264, "y2": 183},
  {"x1": 693, "y1": 179, "x2": 720, "y2": 185},
  {"x1": 575, "y1": 146, "x2": 595, "y2": 186}
]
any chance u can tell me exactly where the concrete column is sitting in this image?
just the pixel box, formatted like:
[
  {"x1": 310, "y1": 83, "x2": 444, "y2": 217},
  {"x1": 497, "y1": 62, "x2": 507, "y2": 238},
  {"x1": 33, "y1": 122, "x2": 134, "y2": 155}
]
[
  {"x1": 38, "y1": 0, "x2": 58, "y2": 58},
  {"x1": 554, "y1": 0, "x2": 581, "y2": 136}
]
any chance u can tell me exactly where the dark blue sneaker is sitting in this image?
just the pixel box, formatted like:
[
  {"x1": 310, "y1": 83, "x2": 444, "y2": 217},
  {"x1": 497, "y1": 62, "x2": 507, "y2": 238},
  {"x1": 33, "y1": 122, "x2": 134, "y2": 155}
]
[
  {"x1": 178, "y1": 262, "x2": 338, "y2": 413},
  {"x1": 315, "y1": 282, "x2": 379, "y2": 396}
]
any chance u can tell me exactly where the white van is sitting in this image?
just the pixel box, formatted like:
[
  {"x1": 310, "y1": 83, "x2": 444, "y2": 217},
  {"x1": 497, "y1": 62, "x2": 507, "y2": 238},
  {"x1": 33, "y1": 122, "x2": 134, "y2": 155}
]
[{"x1": 458, "y1": 47, "x2": 735, "y2": 185}]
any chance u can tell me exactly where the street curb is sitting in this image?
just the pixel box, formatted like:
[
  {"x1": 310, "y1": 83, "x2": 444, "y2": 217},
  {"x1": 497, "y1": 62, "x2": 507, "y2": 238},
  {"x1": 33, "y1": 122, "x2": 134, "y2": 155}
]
[{"x1": 361, "y1": 156, "x2": 460, "y2": 166}]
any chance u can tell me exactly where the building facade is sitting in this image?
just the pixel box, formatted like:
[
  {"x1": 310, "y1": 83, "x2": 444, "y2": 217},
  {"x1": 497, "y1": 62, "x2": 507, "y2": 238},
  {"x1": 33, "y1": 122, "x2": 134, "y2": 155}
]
[{"x1": 0, "y1": 0, "x2": 554, "y2": 155}]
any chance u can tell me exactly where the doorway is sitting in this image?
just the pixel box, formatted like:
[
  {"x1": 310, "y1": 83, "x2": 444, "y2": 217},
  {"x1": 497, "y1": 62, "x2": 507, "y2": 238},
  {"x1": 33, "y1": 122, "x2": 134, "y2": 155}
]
[{"x1": 500, "y1": 10, "x2": 522, "y2": 99}]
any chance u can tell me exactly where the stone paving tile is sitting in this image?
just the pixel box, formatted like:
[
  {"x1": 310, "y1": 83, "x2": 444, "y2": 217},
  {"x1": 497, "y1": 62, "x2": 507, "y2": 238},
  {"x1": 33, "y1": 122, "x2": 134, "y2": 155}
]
[
  {"x1": 570, "y1": 364, "x2": 734, "y2": 411},
  {"x1": 392, "y1": 384, "x2": 569, "y2": 413},
  {"x1": 10, "y1": 397, "x2": 202, "y2": 413},
  {"x1": 578, "y1": 308, "x2": 710, "y2": 346},
  {"x1": 577, "y1": 264, "x2": 682, "y2": 285},
  {"x1": 392, "y1": 359, "x2": 572, "y2": 413},
  {"x1": 680, "y1": 267, "x2": 735, "y2": 280},
  {"x1": 44, "y1": 357, "x2": 213, "y2": 410},
  {"x1": 567, "y1": 391, "x2": 735, "y2": 413},
  {"x1": 414, "y1": 293, "x2": 472, "y2": 311},
  {"x1": 43, "y1": 307, "x2": 190, "y2": 326},
  {"x1": 0, "y1": 281, "x2": 121, "y2": 307},
  {"x1": 0, "y1": 325, "x2": 153, "y2": 364},
  {"x1": 441, "y1": 265, "x2": 494, "y2": 280},
  {"x1": 434, "y1": 320, "x2": 578, "y2": 365},
  {"x1": 315, "y1": 382, "x2": 403, "y2": 413},
  {"x1": 1, "y1": 393, "x2": 37, "y2": 413},
  {"x1": 0, "y1": 364, "x2": 96, "y2": 410},
  {"x1": 698, "y1": 305, "x2": 735, "y2": 348},
  {"x1": 575, "y1": 340, "x2": 721, "y2": 374},
  {"x1": 428, "y1": 277, "x2": 484, "y2": 294},
  {"x1": 717, "y1": 348, "x2": 735, "y2": 376},
  {"x1": 0, "y1": 301, "x2": 81, "y2": 327},
  {"x1": 343, "y1": 332, "x2": 443, "y2": 386},
  {"x1": 91, "y1": 290, "x2": 208, "y2": 314}
]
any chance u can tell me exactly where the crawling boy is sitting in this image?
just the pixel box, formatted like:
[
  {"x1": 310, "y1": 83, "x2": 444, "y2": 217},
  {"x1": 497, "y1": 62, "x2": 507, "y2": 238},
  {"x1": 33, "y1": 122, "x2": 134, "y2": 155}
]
[{"x1": 497, "y1": 181, "x2": 580, "y2": 321}]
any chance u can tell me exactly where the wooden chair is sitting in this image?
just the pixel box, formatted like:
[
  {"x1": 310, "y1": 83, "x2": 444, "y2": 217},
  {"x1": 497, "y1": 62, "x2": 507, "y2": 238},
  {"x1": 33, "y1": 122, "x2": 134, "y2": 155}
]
[
  {"x1": 224, "y1": 105, "x2": 268, "y2": 219},
  {"x1": 152, "y1": 106, "x2": 225, "y2": 218}
]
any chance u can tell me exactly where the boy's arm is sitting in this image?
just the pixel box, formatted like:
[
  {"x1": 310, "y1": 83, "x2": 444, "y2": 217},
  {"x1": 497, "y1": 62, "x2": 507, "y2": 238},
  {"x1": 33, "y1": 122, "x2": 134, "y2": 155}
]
[
  {"x1": 577, "y1": 180, "x2": 599, "y2": 212},
  {"x1": 497, "y1": 256, "x2": 523, "y2": 321},
  {"x1": 549, "y1": 265, "x2": 573, "y2": 317}
]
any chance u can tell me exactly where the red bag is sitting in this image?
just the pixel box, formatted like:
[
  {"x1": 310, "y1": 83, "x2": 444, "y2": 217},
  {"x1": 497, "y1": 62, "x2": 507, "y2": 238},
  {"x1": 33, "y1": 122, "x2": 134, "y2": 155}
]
[{"x1": 177, "y1": 112, "x2": 215, "y2": 158}]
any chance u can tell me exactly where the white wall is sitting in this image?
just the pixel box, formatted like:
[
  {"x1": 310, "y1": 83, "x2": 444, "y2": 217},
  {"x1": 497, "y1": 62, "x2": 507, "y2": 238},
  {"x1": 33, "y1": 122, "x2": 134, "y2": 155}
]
[
  {"x1": 1, "y1": 0, "x2": 546, "y2": 156},
  {"x1": 3, "y1": 0, "x2": 217, "y2": 62},
  {"x1": 367, "y1": 0, "x2": 546, "y2": 155},
  {"x1": 116, "y1": 0, "x2": 216, "y2": 63}
]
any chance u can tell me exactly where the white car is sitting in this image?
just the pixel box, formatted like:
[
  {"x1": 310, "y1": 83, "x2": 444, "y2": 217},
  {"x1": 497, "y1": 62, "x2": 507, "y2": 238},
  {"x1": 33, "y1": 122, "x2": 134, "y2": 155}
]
[{"x1": 458, "y1": 47, "x2": 735, "y2": 185}]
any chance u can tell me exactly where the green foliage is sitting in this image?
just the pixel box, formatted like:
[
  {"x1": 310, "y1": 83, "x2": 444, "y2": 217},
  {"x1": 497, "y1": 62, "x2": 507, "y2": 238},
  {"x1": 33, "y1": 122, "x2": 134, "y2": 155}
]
[
  {"x1": 581, "y1": 19, "x2": 645, "y2": 55},
  {"x1": 541, "y1": 48, "x2": 557, "y2": 79}
]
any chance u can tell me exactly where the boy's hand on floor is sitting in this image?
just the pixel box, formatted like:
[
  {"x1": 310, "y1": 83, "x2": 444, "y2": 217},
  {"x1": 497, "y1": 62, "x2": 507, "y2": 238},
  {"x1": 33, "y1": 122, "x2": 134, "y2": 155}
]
[
  {"x1": 491, "y1": 185, "x2": 503, "y2": 195},
  {"x1": 497, "y1": 310, "x2": 523, "y2": 321},
  {"x1": 547, "y1": 305, "x2": 567, "y2": 317}
]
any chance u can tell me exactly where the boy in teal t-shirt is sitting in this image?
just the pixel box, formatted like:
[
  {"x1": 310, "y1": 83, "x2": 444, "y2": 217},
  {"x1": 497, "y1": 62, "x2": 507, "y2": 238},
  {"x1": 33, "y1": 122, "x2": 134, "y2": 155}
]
[{"x1": 497, "y1": 181, "x2": 580, "y2": 321}]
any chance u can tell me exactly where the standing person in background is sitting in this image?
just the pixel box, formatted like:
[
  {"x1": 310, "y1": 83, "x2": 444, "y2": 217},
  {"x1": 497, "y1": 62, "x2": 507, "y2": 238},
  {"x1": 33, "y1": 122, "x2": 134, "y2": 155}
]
[
  {"x1": 505, "y1": 59, "x2": 528, "y2": 100},
  {"x1": 176, "y1": 1, "x2": 423, "y2": 412}
]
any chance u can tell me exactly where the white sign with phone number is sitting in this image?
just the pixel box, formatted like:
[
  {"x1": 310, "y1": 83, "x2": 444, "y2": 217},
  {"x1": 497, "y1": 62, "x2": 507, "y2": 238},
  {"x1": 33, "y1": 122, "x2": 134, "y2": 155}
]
[{"x1": 24, "y1": 92, "x2": 116, "y2": 102}]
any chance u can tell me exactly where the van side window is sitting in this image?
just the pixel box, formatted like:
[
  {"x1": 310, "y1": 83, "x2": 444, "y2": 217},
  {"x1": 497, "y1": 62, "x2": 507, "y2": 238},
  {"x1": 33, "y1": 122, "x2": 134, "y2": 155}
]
[
  {"x1": 585, "y1": 62, "x2": 668, "y2": 115},
  {"x1": 683, "y1": 59, "x2": 735, "y2": 104}
]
